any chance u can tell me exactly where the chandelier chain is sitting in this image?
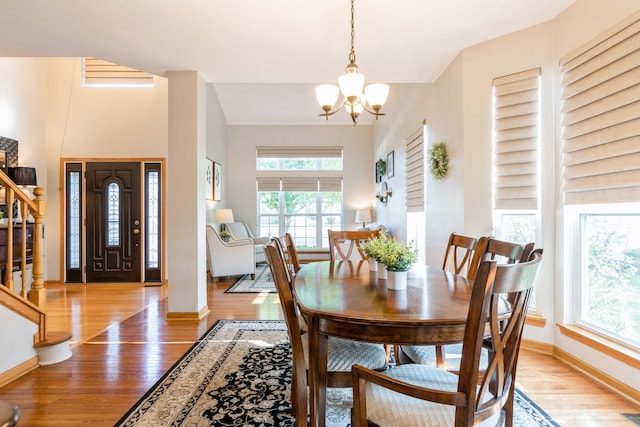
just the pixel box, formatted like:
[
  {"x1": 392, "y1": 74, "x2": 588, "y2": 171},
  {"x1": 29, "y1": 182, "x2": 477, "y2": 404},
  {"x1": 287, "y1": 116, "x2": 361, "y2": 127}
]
[{"x1": 349, "y1": 0, "x2": 356, "y2": 64}]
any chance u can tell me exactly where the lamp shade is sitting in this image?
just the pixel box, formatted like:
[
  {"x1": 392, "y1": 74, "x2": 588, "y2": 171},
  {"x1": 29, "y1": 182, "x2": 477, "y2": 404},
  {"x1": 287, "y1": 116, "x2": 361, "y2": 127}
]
[
  {"x1": 214, "y1": 208, "x2": 234, "y2": 224},
  {"x1": 364, "y1": 83, "x2": 389, "y2": 108},
  {"x1": 8, "y1": 167, "x2": 37, "y2": 187},
  {"x1": 355, "y1": 209, "x2": 372, "y2": 225},
  {"x1": 315, "y1": 84, "x2": 340, "y2": 109},
  {"x1": 338, "y1": 69, "x2": 365, "y2": 98}
]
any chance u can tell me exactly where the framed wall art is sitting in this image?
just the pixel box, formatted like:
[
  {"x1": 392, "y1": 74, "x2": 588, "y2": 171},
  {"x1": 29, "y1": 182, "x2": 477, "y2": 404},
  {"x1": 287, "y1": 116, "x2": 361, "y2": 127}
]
[
  {"x1": 205, "y1": 158, "x2": 214, "y2": 200},
  {"x1": 387, "y1": 150, "x2": 395, "y2": 178},
  {"x1": 213, "y1": 162, "x2": 222, "y2": 201}
]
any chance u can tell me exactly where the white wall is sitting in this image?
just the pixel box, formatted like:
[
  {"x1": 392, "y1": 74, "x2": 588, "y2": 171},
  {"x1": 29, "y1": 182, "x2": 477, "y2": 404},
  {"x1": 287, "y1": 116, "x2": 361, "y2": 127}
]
[
  {"x1": 0, "y1": 306, "x2": 38, "y2": 373},
  {"x1": 225, "y1": 125, "x2": 373, "y2": 234},
  {"x1": 205, "y1": 83, "x2": 228, "y2": 224},
  {"x1": 371, "y1": 84, "x2": 431, "y2": 243}
]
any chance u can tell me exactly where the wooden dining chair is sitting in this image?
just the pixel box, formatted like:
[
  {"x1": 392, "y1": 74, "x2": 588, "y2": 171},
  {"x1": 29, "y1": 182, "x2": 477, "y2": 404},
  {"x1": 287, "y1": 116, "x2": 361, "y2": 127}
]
[
  {"x1": 352, "y1": 252, "x2": 543, "y2": 427},
  {"x1": 279, "y1": 232, "x2": 301, "y2": 274},
  {"x1": 442, "y1": 232, "x2": 478, "y2": 275},
  {"x1": 327, "y1": 229, "x2": 382, "y2": 261},
  {"x1": 397, "y1": 232, "x2": 479, "y2": 369},
  {"x1": 264, "y1": 240, "x2": 388, "y2": 426}
]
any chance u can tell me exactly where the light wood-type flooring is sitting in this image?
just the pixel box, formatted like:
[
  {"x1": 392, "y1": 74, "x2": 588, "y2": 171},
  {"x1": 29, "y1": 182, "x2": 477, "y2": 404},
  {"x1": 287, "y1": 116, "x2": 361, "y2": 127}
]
[{"x1": 0, "y1": 275, "x2": 638, "y2": 426}]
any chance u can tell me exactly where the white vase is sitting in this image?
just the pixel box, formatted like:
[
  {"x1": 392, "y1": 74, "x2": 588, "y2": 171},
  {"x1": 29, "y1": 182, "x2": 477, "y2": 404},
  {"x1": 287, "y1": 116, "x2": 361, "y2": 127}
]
[
  {"x1": 387, "y1": 270, "x2": 407, "y2": 290},
  {"x1": 377, "y1": 262, "x2": 387, "y2": 279},
  {"x1": 368, "y1": 258, "x2": 377, "y2": 272}
]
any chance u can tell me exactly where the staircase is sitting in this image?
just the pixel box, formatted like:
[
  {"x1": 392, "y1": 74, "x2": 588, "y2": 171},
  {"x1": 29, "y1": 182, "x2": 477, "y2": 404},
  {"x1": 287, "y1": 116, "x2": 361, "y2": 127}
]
[{"x1": 0, "y1": 170, "x2": 71, "y2": 387}]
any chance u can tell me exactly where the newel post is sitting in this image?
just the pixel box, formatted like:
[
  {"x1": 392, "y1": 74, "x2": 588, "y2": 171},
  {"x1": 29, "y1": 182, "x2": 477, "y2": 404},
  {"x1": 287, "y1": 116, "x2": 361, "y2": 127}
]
[{"x1": 28, "y1": 186, "x2": 47, "y2": 311}]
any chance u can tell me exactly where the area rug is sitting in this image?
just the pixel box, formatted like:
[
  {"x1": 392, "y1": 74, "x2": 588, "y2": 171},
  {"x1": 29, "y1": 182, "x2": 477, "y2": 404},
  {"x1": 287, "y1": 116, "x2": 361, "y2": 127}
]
[
  {"x1": 115, "y1": 320, "x2": 561, "y2": 427},
  {"x1": 224, "y1": 264, "x2": 276, "y2": 293}
]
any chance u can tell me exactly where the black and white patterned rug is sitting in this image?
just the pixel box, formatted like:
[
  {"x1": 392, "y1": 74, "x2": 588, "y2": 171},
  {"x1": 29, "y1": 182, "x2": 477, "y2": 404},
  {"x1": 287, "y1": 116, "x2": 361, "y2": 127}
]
[
  {"x1": 224, "y1": 265, "x2": 276, "y2": 293},
  {"x1": 115, "y1": 320, "x2": 561, "y2": 426}
]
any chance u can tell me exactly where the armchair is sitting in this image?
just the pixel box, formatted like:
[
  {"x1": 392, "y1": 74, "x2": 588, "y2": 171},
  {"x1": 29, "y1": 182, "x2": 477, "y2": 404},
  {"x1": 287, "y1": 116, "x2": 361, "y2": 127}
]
[
  {"x1": 206, "y1": 225, "x2": 256, "y2": 279},
  {"x1": 225, "y1": 222, "x2": 268, "y2": 263}
]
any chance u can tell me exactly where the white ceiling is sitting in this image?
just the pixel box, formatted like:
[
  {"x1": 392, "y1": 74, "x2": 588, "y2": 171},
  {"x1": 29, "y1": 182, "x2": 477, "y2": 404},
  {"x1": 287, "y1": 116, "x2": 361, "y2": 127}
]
[{"x1": 0, "y1": 0, "x2": 575, "y2": 125}]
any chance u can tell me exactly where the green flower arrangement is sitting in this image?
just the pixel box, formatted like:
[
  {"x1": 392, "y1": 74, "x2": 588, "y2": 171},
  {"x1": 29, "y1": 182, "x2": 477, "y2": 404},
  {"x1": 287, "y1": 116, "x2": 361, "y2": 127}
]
[
  {"x1": 379, "y1": 238, "x2": 418, "y2": 272},
  {"x1": 362, "y1": 234, "x2": 418, "y2": 272},
  {"x1": 429, "y1": 141, "x2": 449, "y2": 180},
  {"x1": 361, "y1": 233, "x2": 390, "y2": 263}
]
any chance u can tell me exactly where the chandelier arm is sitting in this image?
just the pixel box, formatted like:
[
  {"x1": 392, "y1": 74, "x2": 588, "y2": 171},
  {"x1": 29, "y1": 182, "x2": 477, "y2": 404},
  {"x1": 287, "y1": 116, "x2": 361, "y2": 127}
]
[
  {"x1": 360, "y1": 104, "x2": 386, "y2": 118},
  {"x1": 318, "y1": 104, "x2": 345, "y2": 118}
]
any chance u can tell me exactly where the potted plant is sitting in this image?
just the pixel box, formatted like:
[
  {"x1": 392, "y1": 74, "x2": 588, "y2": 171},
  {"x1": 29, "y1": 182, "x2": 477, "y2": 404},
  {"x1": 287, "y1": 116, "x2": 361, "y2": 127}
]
[
  {"x1": 219, "y1": 229, "x2": 231, "y2": 242},
  {"x1": 379, "y1": 238, "x2": 418, "y2": 290},
  {"x1": 361, "y1": 233, "x2": 389, "y2": 275}
]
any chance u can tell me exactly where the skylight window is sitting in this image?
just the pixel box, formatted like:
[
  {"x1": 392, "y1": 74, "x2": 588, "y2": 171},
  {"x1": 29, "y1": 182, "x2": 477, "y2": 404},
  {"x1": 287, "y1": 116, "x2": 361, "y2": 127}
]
[{"x1": 82, "y1": 57, "x2": 154, "y2": 88}]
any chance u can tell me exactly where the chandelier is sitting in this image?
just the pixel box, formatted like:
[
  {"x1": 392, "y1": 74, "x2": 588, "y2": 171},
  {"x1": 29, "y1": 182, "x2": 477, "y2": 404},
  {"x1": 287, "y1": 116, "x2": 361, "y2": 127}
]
[{"x1": 315, "y1": 0, "x2": 389, "y2": 125}]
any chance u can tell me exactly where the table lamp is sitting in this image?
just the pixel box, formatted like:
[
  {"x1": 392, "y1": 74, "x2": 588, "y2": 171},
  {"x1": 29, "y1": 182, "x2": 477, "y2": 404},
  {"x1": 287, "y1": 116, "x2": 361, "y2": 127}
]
[
  {"x1": 215, "y1": 209, "x2": 235, "y2": 232},
  {"x1": 355, "y1": 209, "x2": 372, "y2": 229}
]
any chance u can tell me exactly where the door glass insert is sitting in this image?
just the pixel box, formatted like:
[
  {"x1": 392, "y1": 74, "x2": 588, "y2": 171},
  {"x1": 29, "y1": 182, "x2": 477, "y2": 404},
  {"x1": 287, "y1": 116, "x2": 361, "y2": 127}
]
[
  {"x1": 69, "y1": 171, "x2": 81, "y2": 269},
  {"x1": 107, "y1": 182, "x2": 120, "y2": 246},
  {"x1": 147, "y1": 171, "x2": 159, "y2": 268}
]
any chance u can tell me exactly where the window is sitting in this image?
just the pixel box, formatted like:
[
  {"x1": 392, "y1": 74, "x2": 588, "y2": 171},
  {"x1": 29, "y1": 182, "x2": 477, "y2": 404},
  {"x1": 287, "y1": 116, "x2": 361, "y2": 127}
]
[
  {"x1": 257, "y1": 177, "x2": 342, "y2": 249},
  {"x1": 65, "y1": 163, "x2": 83, "y2": 283},
  {"x1": 577, "y1": 210, "x2": 640, "y2": 347},
  {"x1": 256, "y1": 146, "x2": 342, "y2": 171},
  {"x1": 256, "y1": 146, "x2": 343, "y2": 249},
  {"x1": 560, "y1": 13, "x2": 640, "y2": 347},
  {"x1": 82, "y1": 57, "x2": 154, "y2": 87},
  {"x1": 492, "y1": 68, "x2": 541, "y2": 308},
  {"x1": 145, "y1": 163, "x2": 162, "y2": 282}
]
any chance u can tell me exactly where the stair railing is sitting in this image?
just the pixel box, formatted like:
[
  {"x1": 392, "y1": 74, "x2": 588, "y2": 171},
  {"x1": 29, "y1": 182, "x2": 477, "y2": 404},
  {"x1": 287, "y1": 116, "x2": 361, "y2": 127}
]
[{"x1": 0, "y1": 169, "x2": 47, "y2": 343}]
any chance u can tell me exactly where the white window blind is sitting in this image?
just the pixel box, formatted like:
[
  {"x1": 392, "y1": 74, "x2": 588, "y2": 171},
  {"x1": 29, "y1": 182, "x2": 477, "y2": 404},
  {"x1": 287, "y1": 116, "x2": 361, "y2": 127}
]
[
  {"x1": 405, "y1": 125, "x2": 425, "y2": 213},
  {"x1": 492, "y1": 68, "x2": 541, "y2": 210},
  {"x1": 256, "y1": 146, "x2": 343, "y2": 158},
  {"x1": 256, "y1": 177, "x2": 280, "y2": 192},
  {"x1": 560, "y1": 12, "x2": 640, "y2": 204},
  {"x1": 82, "y1": 58, "x2": 154, "y2": 87}
]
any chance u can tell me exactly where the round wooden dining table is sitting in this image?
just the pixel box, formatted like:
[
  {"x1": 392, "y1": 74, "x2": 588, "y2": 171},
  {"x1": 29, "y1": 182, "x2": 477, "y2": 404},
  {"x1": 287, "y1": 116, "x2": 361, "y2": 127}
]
[{"x1": 294, "y1": 259, "x2": 474, "y2": 427}]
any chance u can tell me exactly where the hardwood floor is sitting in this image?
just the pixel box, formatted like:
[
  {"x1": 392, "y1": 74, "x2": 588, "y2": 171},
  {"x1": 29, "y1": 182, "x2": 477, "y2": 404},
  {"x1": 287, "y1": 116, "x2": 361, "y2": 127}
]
[{"x1": 0, "y1": 276, "x2": 638, "y2": 426}]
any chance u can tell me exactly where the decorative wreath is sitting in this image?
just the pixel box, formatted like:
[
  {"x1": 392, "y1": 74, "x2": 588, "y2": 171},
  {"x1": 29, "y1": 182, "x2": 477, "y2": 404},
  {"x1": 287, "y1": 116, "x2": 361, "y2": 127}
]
[{"x1": 429, "y1": 141, "x2": 449, "y2": 180}]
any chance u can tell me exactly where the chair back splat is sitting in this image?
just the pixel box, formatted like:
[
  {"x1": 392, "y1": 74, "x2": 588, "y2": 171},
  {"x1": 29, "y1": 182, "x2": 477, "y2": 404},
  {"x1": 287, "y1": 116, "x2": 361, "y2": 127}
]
[
  {"x1": 351, "y1": 252, "x2": 543, "y2": 427},
  {"x1": 328, "y1": 229, "x2": 382, "y2": 261},
  {"x1": 279, "y1": 233, "x2": 301, "y2": 274},
  {"x1": 442, "y1": 232, "x2": 478, "y2": 275}
]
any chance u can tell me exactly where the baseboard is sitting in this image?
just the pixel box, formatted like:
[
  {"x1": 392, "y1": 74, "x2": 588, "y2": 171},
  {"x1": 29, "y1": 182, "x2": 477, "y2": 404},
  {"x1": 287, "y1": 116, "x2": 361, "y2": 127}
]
[
  {"x1": 166, "y1": 305, "x2": 209, "y2": 320},
  {"x1": 553, "y1": 346, "x2": 640, "y2": 407},
  {"x1": 521, "y1": 338, "x2": 554, "y2": 355},
  {"x1": 522, "y1": 339, "x2": 640, "y2": 407},
  {"x1": 0, "y1": 356, "x2": 39, "y2": 388}
]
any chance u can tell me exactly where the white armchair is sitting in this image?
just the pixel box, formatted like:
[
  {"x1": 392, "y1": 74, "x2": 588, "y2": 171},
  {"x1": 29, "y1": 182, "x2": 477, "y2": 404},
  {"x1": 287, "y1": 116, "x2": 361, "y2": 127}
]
[
  {"x1": 206, "y1": 225, "x2": 256, "y2": 279},
  {"x1": 225, "y1": 222, "x2": 269, "y2": 263}
]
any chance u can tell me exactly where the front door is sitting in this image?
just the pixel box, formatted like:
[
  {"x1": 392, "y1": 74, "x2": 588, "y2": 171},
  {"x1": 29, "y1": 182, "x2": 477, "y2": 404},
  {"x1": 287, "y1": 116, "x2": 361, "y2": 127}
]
[{"x1": 86, "y1": 162, "x2": 141, "y2": 282}]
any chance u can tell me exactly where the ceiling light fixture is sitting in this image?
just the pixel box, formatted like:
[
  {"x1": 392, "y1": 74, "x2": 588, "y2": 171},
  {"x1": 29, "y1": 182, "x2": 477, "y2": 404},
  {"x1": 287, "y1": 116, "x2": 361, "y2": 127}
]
[{"x1": 315, "y1": 0, "x2": 389, "y2": 125}]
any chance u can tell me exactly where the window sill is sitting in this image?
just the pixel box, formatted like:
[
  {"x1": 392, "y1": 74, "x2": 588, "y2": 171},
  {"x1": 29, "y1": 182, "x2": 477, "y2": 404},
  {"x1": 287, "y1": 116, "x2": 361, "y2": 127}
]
[{"x1": 557, "y1": 323, "x2": 640, "y2": 370}]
